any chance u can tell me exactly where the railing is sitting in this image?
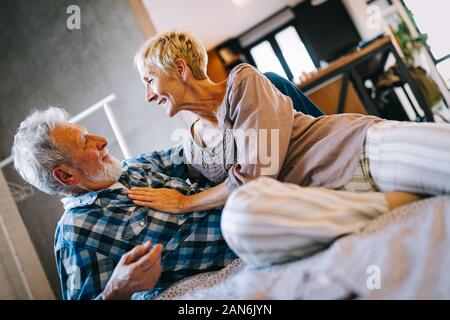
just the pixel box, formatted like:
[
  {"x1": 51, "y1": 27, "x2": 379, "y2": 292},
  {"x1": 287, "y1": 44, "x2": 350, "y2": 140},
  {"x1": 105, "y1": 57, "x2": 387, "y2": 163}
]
[
  {"x1": 0, "y1": 94, "x2": 130, "y2": 299},
  {"x1": 0, "y1": 93, "x2": 131, "y2": 170}
]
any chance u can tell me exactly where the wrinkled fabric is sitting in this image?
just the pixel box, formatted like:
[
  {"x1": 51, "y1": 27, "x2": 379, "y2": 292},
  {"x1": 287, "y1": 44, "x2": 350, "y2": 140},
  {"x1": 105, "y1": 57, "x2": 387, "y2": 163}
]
[
  {"x1": 184, "y1": 64, "x2": 381, "y2": 192},
  {"x1": 154, "y1": 196, "x2": 450, "y2": 300}
]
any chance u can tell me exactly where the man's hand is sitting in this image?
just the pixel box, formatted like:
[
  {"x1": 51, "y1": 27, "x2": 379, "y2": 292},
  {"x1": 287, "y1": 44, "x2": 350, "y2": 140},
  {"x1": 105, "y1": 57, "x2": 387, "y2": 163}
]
[
  {"x1": 102, "y1": 241, "x2": 163, "y2": 300},
  {"x1": 126, "y1": 187, "x2": 189, "y2": 214}
]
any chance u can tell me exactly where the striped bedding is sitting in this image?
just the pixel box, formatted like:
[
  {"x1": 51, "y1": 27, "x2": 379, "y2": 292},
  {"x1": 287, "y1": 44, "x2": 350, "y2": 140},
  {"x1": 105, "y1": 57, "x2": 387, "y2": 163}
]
[{"x1": 152, "y1": 196, "x2": 450, "y2": 300}]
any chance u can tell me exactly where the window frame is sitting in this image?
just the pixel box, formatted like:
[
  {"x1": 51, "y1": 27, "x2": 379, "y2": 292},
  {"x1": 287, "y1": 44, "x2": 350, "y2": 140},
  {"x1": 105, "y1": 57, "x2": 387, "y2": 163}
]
[
  {"x1": 401, "y1": 0, "x2": 450, "y2": 88},
  {"x1": 241, "y1": 21, "x2": 320, "y2": 83}
]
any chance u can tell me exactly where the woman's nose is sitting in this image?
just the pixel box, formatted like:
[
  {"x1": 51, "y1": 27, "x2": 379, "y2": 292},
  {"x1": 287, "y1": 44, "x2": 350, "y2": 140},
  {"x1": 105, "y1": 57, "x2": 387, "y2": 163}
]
[{"x1": 146, "y1": 87, "x2": 157, "y2": 102}]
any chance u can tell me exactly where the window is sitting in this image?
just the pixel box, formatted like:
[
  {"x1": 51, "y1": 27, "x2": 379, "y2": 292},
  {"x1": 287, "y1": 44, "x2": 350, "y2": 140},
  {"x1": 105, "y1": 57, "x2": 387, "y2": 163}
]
[
  {"x1": 275, "y1": 26, "x2": 316, "y2": 84},
  {"x1": 247, "y1": 24, "x2": 317, "y2": 84},
  {"x1": 250, "y1": 41, "x2": 288, "y2": 79},
  {"x1": 403, "y1": 0, "x2": 450, "y2": 89},
  {"x1": 237, "y1": 8, "x2": 317, "y2": 84},
  {"x1": 403, "y1": 0, "x2": 449, "y2": 60},
  {"x1": 437, "y1": 59, "x2": 450, "y2": 89}
]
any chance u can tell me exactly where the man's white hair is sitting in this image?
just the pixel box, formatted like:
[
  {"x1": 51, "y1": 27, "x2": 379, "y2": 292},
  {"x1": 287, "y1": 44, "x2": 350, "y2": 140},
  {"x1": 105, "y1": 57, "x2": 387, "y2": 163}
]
[{"x1": 12, "y1": 107, "x2": 73, "y2": 195}]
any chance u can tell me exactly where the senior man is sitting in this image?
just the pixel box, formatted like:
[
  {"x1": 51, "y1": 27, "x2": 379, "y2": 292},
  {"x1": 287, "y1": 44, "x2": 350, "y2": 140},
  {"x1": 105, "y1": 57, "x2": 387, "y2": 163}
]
[{"x1": 12, "y1": 107, "x2": 237, "y2": 300}]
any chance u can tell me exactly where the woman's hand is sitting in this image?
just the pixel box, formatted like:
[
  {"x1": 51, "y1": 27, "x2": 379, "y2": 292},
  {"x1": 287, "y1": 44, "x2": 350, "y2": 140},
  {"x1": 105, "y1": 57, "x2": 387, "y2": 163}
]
[{"x1": 126, "y1": 187, "x2": 189, "y2": 214}]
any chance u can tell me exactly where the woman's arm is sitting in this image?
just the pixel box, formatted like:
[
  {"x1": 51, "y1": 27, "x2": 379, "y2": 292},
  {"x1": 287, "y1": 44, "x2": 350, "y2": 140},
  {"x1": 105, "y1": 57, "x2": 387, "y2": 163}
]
[
  {"x1": 183, "y1": 181, "x2": 229, "y2": 212},
  {"x1": 126, "y1": 181, "x2": 230, "y2": 214},
  {"x1": 127, "y1": 179, "x2": 424, "y2": 215},
  {"x1": 222, "y1": 66, "x2": 295, "y2": 193}
]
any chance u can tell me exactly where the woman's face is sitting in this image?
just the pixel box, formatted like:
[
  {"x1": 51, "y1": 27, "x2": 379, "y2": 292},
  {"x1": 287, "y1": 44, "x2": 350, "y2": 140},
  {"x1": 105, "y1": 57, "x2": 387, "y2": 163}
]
[{"x1": 143, "y1": 68, "x2": 185, "y2": 117}]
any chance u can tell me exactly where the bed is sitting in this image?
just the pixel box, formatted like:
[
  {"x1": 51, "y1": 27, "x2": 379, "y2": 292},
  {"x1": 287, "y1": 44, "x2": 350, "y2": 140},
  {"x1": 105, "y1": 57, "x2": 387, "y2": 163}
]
[{"x1": 149, "y1": 196, "x2": 450, "y2": 300}]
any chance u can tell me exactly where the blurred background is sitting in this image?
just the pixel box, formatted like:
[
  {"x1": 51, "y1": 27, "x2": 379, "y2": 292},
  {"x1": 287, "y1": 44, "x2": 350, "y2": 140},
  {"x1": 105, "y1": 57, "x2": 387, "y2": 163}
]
[{"x1": 0, "y1": 0, "x2": 449, "y2": 299}]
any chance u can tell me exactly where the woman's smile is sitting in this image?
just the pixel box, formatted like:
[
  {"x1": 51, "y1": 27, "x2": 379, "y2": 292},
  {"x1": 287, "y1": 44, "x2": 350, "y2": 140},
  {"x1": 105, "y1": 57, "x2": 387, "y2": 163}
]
[{"x1": 158, "y1": 98, "x2": 167, "y2": 106}]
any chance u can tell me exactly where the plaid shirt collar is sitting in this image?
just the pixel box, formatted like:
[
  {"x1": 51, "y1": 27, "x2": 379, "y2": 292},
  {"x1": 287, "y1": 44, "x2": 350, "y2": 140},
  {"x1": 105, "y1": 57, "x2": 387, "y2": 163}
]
[{"x1": 61, "y1": 180, "x2": 127, "y2": 211}]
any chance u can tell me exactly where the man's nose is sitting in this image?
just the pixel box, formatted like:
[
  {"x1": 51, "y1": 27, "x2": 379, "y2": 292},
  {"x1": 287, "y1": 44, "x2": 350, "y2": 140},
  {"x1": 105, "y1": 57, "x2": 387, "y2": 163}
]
[{"x1": 92, "y1": 136, "x2": 107, "y2": 150}]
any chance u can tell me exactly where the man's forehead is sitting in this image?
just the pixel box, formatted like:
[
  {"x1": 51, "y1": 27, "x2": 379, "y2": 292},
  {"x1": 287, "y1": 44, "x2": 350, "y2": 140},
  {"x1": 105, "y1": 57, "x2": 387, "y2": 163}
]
[
  {"x1": 53, "y1": 123, "x2": 86, "y2": 134},
  {"x1": 50, "y1": 123, "x2": 87, "y2": 142}
]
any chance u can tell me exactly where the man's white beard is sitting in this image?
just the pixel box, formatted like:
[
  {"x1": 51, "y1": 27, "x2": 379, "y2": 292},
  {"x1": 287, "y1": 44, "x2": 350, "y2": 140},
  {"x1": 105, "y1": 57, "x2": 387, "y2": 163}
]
[{"x1": 86, "y1": 156, "x2": 123, "y2": 185}]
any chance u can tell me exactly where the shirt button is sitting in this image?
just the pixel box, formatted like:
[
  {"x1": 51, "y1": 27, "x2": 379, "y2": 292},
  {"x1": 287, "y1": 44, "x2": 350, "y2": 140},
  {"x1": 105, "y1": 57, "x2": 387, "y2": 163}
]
[{"x1": 139, "y1": 221, "x2": 145, "y2": 227}]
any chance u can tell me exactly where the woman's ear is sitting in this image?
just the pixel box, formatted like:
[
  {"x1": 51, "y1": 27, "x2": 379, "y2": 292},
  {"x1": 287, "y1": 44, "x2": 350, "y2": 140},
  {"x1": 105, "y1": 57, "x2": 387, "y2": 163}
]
[
  {"x1": 52, "y1": 165, "x2": 80, "y2": 186},
  {"x1": 174, "y1": 58, "x2": 189, "y2": 82}
]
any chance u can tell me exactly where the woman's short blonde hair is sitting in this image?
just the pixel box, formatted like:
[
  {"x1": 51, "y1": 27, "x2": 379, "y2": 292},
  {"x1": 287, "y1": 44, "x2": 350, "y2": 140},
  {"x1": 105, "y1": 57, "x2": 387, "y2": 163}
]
[{"x1": 135, "y1": 31, "x2": 208, "y2": 80}]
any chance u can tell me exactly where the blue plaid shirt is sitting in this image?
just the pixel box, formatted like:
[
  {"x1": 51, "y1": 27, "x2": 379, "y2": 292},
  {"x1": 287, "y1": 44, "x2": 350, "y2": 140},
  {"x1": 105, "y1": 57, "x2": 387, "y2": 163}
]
[{"x1": 54, "y1": 145, "x2": 237, "y2": 300}]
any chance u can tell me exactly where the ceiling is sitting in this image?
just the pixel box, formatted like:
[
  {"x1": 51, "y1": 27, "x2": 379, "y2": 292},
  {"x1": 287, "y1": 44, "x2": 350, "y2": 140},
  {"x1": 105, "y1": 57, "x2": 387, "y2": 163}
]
[{"x1": 142, "y1": 0, "x2": 304, "y2": 50}]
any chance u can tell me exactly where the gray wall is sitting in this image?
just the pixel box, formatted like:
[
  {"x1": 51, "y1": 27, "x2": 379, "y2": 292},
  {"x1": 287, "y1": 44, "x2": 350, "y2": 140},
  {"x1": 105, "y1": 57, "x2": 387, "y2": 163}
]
[{"x1": 0, "y1": 0, "x2": 186, "y2": 298}]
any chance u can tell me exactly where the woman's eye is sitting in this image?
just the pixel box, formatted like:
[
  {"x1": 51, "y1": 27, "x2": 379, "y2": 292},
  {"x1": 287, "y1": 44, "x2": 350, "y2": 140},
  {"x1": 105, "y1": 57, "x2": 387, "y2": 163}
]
[{"x1": 147, "y1": 79, "x2": 153, "y2": 85}]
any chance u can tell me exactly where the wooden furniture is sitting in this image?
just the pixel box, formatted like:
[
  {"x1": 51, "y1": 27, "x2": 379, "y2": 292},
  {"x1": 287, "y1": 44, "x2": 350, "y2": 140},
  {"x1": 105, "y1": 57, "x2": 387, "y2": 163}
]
[
  {"x1": 298, "y1": 36, "x2": 435, "y2": 121},
  {"x1": 207, "y1": 50, "x2": 229, "y2": 83},
  {"x1": 305, "y1": 76, "x2": 368, "y2": 115}
]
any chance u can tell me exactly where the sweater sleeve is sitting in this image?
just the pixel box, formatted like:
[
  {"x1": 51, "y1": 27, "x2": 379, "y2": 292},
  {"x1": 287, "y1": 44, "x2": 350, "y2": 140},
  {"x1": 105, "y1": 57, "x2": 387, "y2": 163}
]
[{"x1": 224, "y1": 66, "x2": 295, "y2": 192}]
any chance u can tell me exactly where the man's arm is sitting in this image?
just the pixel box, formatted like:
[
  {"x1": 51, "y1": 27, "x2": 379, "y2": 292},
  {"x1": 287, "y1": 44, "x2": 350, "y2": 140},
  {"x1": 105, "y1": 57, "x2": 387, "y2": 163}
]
[
  {"x1": 56, "y1": 241, "x2": 162, "y2": 300},
  {"x1": 56, "y1": 245, "x2": 114, "y2": 300}
]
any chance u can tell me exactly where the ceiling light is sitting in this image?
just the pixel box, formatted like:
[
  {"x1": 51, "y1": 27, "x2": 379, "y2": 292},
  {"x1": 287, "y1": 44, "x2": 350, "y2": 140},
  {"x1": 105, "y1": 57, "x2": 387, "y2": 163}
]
[{"x1": 232, "y1": 0, "x2": 253, "y2": 8}]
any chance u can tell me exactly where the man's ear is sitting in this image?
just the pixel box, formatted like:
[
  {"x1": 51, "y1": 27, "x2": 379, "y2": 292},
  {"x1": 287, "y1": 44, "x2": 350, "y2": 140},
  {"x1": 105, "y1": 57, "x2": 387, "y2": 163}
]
[
  {"x1": 52, "y1": 165, "x2": 80, "y2": 186},
  {"x1": 174, "y1": 58, "x2": 190, "y2": 82}
]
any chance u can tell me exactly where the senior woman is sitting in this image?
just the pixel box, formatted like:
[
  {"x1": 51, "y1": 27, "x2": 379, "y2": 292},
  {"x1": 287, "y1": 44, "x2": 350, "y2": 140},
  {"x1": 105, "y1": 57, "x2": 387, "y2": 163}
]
[{"x1": 127, "y1": 31, "x2": 450, "y2": 216}]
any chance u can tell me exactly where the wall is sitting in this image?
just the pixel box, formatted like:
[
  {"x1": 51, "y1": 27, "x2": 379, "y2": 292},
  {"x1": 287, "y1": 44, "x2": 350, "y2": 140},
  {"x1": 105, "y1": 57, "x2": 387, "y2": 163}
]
[
  {"x1": 143, "y1": 0, "x2": 304, "y2": 50},
  {"x1": 342, "y1": 0, "x2": 382, "y2": 41},
  {"x1": 0, "y1": 0, "x2": 185, "y2": 298},
  {"x1": 0, "y1": 170, "x2": 54, "y2": 299}
]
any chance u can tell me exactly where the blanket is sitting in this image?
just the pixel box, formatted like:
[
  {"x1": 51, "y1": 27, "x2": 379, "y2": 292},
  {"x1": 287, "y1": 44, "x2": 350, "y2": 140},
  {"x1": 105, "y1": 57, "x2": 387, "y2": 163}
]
[{"x1": 153, "y1": 196, "x2": 450, "y2": 300}]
